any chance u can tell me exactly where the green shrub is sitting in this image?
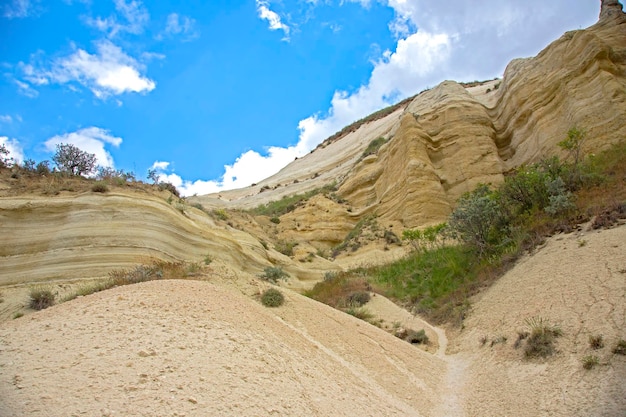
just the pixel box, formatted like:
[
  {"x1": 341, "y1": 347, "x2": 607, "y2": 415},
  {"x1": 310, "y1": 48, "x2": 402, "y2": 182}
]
[
  {"x1": 360, "y1": 137, "x2": 388, "y2": 160},
  {"x1": 323, "y1": 271, "x2": 338, "y2": 281},
  {"x1": 448, "y1": 184, "x2": 504, "y2": 255},
  {"x1": 29, "y1": 288, "x2": 55, "y2": 310},
  {"x1": 270, "y1": 216, "x2": 281, "y2": 224},
  {"x1": 345, "y1": 291, "x2": 370, "y2": 307},
  {"x1": 275, "y1": 240, "x2": 297, "y2": 257},
  {"x1": 261, "y1": 288, "x2": 285, "y2": 307},
  {"x1": 405, "y1": 329, "x2": 429, "y2": 345},
  {"x1": 91, "y1": 182, "x2": 109, "y2": 193},
  {"x1": 158, "y1": 182, "x2": 180, "y2": 197},
  {"x1": 259, "y1": 266, "x2": 289, "y2": 283}
]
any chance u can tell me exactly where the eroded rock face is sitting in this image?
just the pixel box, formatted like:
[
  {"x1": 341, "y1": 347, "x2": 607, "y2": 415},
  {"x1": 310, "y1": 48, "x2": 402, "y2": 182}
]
[{"x1": 600, "y1": 0, "x2": 624, "y2": 21}]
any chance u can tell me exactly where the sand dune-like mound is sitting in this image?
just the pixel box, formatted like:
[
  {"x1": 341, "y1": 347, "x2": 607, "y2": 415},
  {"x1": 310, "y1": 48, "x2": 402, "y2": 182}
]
[{"x1": 0, "y1": 280, "x2": 448, "y2": 417}]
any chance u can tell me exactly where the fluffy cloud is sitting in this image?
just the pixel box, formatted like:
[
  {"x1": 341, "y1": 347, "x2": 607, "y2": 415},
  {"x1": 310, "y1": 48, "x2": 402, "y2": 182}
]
[
  {"x1": 256, "y1": 0, "x2": 290, "y2": 41},
  {"x1": 151, "y1": 145, "x2": 302, "y2": 196},
  {"x1": 44, "y1": 127, "x2": 123, "y2": 168},
  {"x1": 0, "y1": 136, "x2": 24, "y2": 164},
  {"x1": 20, "y1": 40, "x2": 156, "y2": 98}
]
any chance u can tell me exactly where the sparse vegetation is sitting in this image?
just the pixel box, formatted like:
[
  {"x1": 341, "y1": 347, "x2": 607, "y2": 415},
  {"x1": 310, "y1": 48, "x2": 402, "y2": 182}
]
[
  {"x1": 304, "y1": 271, "x2": 372, "y2": 309},
  {"x1": 345, "y1": 291, "x2": 371, "y2": 307},
  {"x1": 63, "y1": 261, "x2": 197, "y2": 302},
  {"x1": 332, "y1": 214, "x2": 378, "y2": 256},
  {"x1": 404, "y1": 329, "x2": 429, "y2": 345},
  {"x1": 260, "y1": 288, "x2": 285, "y2": 307},
  {"x1": 12, "y1": 312, "x2": 24, "y2": 319},
  {"x1": 251, "y1": 183, "x2": 338, "y2": 217},
  {"x1": 359, "y1": 137, "x2": 388, "y2": 161},
  {"x1": 589, "y1": 334, "x2": 604, "y2": 350},
  {"x1": 91, "y1": 182, "x2": 109, "y2": 193},
  {"x1": 212, "y1": 209, "x2": 229, "y2": 221},
  {"x1": 259, "y1": 266, "x2": 289, "y2": 283},
  {"x1": 275, "y1": 240, "x2": 297, "y2": 257},
  {"x1": 29, "y1": 287, "x2": 55, "y2": 310},
  {"x1": 582, "y1": 355, "x2": 600, "y2": 370},
  {"x1": 612, "y1": 339, "x2": 626, "y2": 355},
  {"x1": 345, "y1": 306, "x2": 374, "y2": 321}
]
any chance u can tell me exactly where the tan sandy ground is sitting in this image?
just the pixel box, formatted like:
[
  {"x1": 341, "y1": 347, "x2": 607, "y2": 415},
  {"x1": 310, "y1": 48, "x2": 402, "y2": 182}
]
[{"x1": 0, "y1": 224, "x2": 624, "y2": 416}]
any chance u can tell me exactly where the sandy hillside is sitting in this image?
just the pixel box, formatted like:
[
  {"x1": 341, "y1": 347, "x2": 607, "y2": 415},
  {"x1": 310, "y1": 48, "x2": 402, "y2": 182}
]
[{"x1": 1, "y1": 223, "x2": 624, "y2": 417}]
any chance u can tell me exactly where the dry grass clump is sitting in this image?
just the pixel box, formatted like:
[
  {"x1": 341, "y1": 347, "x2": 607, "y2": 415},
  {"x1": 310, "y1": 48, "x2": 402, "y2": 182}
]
[
  {"x1": 29, "y1": 287, "x2": 55, "y2": 310},
  {"x1": 612, "y1": 339, "x2": 626, "y2": 355},
  {"x1": 523, "y1": 317, "x2": 562, "y2": 358},
  {"x1": 304, "y1": 271, "x2": 372, "y2": 309},
  {"x1": 589, "y1": 334, "x2": 604, "y2": 350},
  {"x1": 91, "y1": 182, "x2": 109, "y2": 193},
  {"x1": 582, "y1": 355, "x2": 600, "y2": 370},
  {"x1": 63, "y1": 261, "x2": 198, "y2": 302}
]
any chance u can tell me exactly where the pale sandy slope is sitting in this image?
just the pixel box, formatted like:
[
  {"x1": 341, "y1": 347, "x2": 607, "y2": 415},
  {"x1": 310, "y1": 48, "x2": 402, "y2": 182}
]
[{"x1": 0, "y1": 224, "x2": 624, "y2": 416}]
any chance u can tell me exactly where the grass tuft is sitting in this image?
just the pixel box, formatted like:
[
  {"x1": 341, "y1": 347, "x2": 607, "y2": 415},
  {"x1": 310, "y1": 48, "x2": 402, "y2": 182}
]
[
  {"x1": 612, "y1": 339, "x2": 626, "y2": 355},
  {"x1": 582, "y1": 355, "x2": 600, "y2": 370},
  {"x1": 29, "y1": 287, "x2": 55, "y2": 310},
  {"x1": 523, "y1": 317, "x2": 562, "y2": 358}
]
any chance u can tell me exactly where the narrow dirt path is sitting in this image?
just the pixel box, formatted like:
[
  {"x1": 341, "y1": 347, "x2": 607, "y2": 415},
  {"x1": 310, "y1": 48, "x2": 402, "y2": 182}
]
[{"x1": 365, "y1": 293, "x2": 467, "y2": 416}]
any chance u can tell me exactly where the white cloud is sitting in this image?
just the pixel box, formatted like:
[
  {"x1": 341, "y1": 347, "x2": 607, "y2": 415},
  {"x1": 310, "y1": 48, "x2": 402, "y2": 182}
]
[
  {"x1": 15, "y1": 79, "x2": 39, "y2": 97},
  {"x1": 44, "y1": 127, "x2": 123, "y2": 168},
  {"x1": 84, "y1": 0, "x2": 149, "y2": 38},
  {"x1": 0, "y1": 115, "x2": 13, "y2": 123},
  {"x1": 0, "y1": 136, "x2": 24, "y2": 164},
  {"x1": 163, "y1": 12, "x2": 198, "y2": 40},
  {"x1": 150, "y1": 161, "x2": 170, "y2": 171},
  {"x1": 256, "y1": 0, "x2": 290, "y2": 41},
  {"x1": 22, "y1": 40, "x2": 156, "y2": 98},
  {"x1": 3, "y1": 0, "x2": 35, "y2": 19},
  {"x1": 151, "y1": 145, "x2": 303, "y2": 196}
]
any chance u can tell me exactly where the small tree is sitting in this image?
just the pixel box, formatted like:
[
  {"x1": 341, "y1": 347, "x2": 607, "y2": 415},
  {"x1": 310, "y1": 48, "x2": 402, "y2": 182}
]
[
  {"x1": 0, "y1": 143, "x2": 12, "y2": 168},
  {"x1": 558, "y1": 127, "x2": 586, "y2": 166},
  {"x1": 52, "y1": 143, "x2": 97, "y2": 176},
  {"x1": 448, "y1": 184, "x2": 503, "y2": 255}
]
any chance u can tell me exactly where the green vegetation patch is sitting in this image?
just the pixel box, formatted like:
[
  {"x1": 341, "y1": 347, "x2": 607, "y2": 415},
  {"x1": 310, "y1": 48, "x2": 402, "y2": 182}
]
[
  {"x1": 261, "y1": 288, "x2": 285, "y2": 307},
  {"x1": 251, "y1": 182, "x2": 338, "y2": 218},
  {"x1": 359, "y1": 137, "x2": 388, "y2": 161}
]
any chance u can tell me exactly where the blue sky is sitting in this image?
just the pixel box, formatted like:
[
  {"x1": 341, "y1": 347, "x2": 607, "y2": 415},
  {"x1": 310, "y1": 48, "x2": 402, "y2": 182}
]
[{"x1": 0, "y1": 0, "x2": 603, "y2": 195}]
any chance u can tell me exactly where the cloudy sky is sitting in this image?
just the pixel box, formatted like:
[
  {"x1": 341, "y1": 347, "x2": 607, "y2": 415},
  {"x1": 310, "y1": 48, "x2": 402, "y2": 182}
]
[{"x1": 0, "y1": 0, "x2": 604, "y2": 195}]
